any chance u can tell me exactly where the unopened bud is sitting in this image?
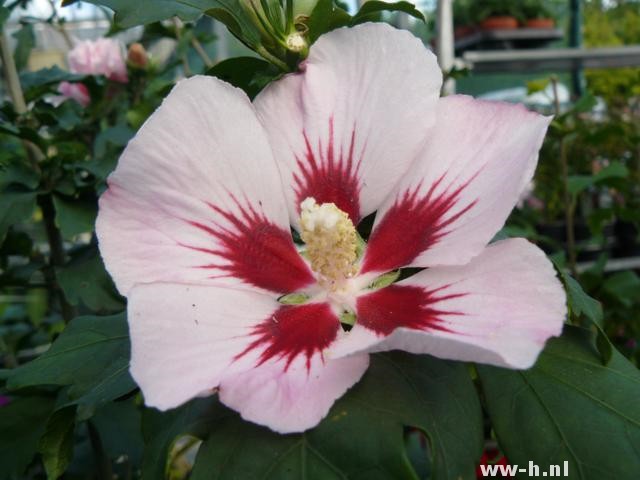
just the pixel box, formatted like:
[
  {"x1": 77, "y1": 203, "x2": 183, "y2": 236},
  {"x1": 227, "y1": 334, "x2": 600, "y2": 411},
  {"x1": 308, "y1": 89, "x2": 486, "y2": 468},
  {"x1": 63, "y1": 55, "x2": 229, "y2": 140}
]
[{"x1": 127, "y1": 43, "x2": 148, "y2": 69}]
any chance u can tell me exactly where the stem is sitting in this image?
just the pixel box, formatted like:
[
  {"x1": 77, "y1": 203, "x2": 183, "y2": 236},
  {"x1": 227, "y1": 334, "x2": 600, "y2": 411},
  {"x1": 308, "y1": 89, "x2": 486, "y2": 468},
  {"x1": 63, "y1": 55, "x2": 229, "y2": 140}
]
[
  {"x1": 0, "y1": 31, "x2": 44, "y2": 169},
  {"x1": 190, "y1": 37, "x2": 214, "y2": 68},
  {"x1": 551, "y1": 76, "x2": 577, "y2": 275},
  {"x1": 173, "y1": 18, "x2": 192, "y2": 76},
  {"x1": 48, "y1": 0, "x2": 74, "y2": 49},
  {"x1": 37, "y1": 195, "x2": 76, "y2": 323}
]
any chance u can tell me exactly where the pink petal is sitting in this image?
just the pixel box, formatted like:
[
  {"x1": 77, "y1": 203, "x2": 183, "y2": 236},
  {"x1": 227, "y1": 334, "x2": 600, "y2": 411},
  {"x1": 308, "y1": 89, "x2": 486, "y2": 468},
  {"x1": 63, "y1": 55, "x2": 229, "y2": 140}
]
[
  {"x1": 58, "y1": 81, "x2": 90, "y2": 107},
  {"x1": 128, "y1": 283, "x2": 279, "y2": 411},
  {"x1": 362, "y1": 96, "x2": 551, "y2": 273},
  {"x1": 97, "y1": 76, "x2": 313, "y2": 295},
  {"x1": 337, "y1": 239, "x2": 566, "y2": 369},
  {"x1": 129, "y1": 282, "x2": 368, "y2": 432},
  {"x1": 68, "y1": 38, "x2": 128, "y2": 83},
  {"x1": 254, "y1": 23, "x2": 442, "y2": 225},
  {"x1": 219, "y1": 353, "x2": 369, "y2": 434}
]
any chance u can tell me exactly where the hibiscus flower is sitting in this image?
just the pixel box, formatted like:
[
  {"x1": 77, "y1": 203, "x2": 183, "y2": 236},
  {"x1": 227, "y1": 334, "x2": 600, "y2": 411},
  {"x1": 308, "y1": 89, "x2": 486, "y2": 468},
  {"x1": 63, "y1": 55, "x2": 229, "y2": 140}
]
[{"x1": 96, "y1": 23, "x2": 566, "y2": 433}]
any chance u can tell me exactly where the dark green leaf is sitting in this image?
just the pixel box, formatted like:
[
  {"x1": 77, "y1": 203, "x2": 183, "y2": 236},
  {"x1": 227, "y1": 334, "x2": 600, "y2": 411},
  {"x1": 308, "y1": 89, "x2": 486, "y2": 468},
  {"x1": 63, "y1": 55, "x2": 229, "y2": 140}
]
[
  {"x1": 8, "y1": 313, "x2": 135, "y2": 407},
  {"x1": 0, "y1": 161, "x2": 40, "y2": 189},
  {"x1": 191, "y1": 352, "x2": 483, "y2": 480},
  {"x1": 0, "y1": 396, "x2": 56, "y2": 480},
  {"x1": 351, "y1": 1, "x2": 425, "y2": 24},
  {"x1": 206, "y1": 57, "x2": 279, "y2": 98},
  {"x1": 93, "y1": 400, "x2": 144, "y2": 467},
  {"x1": 603, "y1": 271, "x2": 640, "y2": 307},
  {"x1": 478, "y1": 326, "x2": 640, "y2": 480},
  {"x1": 558, "y1": 269, "x2": 602, "y2": 324},
  {"x1": 307, "y1": 0, "x2": 351, "y2": 43},
  {"x1": 0, "y1": 190, "x2": 37, "y2": 244},
  {"x1": 38, "y1": 407, "x2": 76, "y2": 480},
  {"x1": 64, "y1": 0, "x2": 204, "y2": 27},
  {"x1": 20, "y1": 67, "x2": 83, "y2": 102},
  {"x1": 57, "y1": 246, "x2": 124, "y2": 312},
  {"x1": 52, "y1": 194, "x2": 97, "y2": 238},
  {"x1": 12, "y1": 22, "x2": 35, "y2": 71},
  {"x1": 141, "y1": 398, "x2": 226, "y2": 480},
  {"x1": 0, "y1": 7, "x2": 10, "y2": 32}
]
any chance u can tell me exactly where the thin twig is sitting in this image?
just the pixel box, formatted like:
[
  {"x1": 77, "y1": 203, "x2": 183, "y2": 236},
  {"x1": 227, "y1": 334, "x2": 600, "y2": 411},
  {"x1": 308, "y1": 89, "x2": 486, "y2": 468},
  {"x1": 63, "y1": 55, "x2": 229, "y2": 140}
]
[
  {"x1": 48, "y1": 0, "x2": 73, "y2": 49},
  {"x1": 191, "y1": 37, "x2": 214, "y2": 68},
  {"x1": 551, "y1": 76, "x2": 578, "y2": 276},
  {"x1": 173, "y1": 17, "x2": 192, "y2": 76}
]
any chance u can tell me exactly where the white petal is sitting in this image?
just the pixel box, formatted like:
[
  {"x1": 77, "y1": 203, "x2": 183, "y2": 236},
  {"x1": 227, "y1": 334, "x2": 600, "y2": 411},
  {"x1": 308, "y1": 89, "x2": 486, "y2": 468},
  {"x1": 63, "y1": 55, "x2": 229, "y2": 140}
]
[
  {"x1": 255, "y1": 23, "x2": 442, "y2": 226},
  {"x1": 362, "y1": 96, "x2": 551, "y2": 273},
  {"x1": 97, "y1": 76, "x2": 312, "y2": 295}
]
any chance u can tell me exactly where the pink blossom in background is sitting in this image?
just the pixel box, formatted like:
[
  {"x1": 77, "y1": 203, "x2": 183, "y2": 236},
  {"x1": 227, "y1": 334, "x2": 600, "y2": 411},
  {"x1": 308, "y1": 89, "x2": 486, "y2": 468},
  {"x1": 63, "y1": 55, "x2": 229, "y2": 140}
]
[
  {"x1": 0, "y1": 396, "x2": 10, "y2": 407},
  {"x1": 67, "y1": 38, "x2": 128, "y2": 83},
  {"x1": 96, "y1": 24, "x2": 566, "y2": 433},
  {"x1": 57, "y1": 81, "x2": 90, "y2": 107}
]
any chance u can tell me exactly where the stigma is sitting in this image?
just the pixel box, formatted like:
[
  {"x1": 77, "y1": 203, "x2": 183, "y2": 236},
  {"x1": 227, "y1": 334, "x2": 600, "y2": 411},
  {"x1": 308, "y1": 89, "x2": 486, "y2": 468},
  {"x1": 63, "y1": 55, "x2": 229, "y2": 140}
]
[{"x1": 299, "y1": 198, "x2": 359, "y2": 290}]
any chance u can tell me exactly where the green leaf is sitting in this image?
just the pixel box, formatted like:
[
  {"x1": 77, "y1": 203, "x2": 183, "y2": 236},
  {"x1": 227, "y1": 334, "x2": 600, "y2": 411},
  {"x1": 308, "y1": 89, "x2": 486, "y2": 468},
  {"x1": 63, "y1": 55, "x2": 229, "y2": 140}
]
[
  {"x1": 63, "y1": 0, "x2": 204, "y2": 27},
  {"x1": 0, "y1": 7, "x2": 10, "y2": 32},
  {"x1": 191, "y1": 352, "x2": 482, "y2": 480},
  {"x1": 52, "y1": 194, "x2": 97, "y2": 238},
  {"x1": 20, "y1": 67, "x2": 83, "y2": 102},
  {"x1": 141, "y1": 398, "x2": 226, "y2": 480},
  {"x1": 307, "y1": 0, "x2": 352, "y2": 43},
  {"x1": 0, "y1": 396, "x2": 56, "y2": 479},
  {"x1": 0, "y1": 190, "x2": 36, "y2": 244},
  {"x1": 38, "y1": 407, "x2": 76, "y2": 480},
  {"x1": 12, "y1": 22, "x2": 35, "y2": 71},
  {"x1": 93, "y1": 400, "x2": 144, "y2": 467},
  {"x1": 205, "y1": 57, "x2": 280, "y2": 99},
  {"x1": 556, "y1": 268, "x2": 612, "y2": 364},
  {"x1": 478, "y1": 326, "x2": 640, "y2": 479},
  {"x1": 558, "y1": 269, "x2": 602, "y2": 324},
  {"x1": 351, "y1": 1, "x2": 425, "y2": 24},
  {"x1": 0, "y1": 161, "x2": 40, "y2": 189},
  {"x1": 57, "y1": 247, "x2": 124, "y2": 312},
  {"x1": 603, "y1": 270, "x2": 640, "y2": 307},
  {"x1": 568, "y1": 161, "x2": 629, "y2": 196},
  {"x1": 8, "y1": 313, "x2": 135, "y2": 407}
]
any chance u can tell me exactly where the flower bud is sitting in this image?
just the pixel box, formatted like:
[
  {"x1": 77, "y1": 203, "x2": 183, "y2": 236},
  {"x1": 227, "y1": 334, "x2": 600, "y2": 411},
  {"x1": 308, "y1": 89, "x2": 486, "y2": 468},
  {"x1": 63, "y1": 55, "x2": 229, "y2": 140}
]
[{"x1": 127, "y1": 43, "x2": 148, "y2": 69}]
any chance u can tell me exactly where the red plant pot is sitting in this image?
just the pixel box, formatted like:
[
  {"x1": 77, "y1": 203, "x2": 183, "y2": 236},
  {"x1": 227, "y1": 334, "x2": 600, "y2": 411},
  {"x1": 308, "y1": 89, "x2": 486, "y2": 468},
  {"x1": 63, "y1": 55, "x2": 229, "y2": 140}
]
[
  {"x1": 524, "y1": 18, "x2": 556, "y2": 29},
  {"x1": 480, "y1": 16, "x2": 519, "y2": 30}
]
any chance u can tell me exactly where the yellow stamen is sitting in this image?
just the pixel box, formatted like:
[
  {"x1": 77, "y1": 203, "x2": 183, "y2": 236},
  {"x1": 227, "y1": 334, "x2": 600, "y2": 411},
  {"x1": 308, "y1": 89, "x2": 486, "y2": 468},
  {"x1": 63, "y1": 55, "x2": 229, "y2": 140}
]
[{"x1": 300, "y1": 198, "x2": 358, "y2": 289}]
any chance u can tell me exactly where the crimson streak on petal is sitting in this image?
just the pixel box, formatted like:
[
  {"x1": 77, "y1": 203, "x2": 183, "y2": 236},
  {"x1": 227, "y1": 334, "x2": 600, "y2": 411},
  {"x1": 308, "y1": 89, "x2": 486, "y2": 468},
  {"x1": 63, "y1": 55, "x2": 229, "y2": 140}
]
[
  {"x1": 236, "y1": 303, "x2": 340, "y2": 371},
  {"x1": 361, "y1": 176, "x2": 477, "y2": 273},
  {"x1": 294, "y1": 118, "x2": 361, "y2": 224},
  {"x1": 184, "y1": 200, "x2": 314, "y2": 293},
  {"x1": 356, "y1": 284, "x2": 463, "y2": 336}
]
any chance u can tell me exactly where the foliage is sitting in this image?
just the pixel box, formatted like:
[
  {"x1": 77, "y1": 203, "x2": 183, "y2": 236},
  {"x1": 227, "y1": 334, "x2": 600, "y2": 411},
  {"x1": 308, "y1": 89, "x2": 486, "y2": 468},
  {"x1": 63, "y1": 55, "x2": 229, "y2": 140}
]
[{"x1": 0, "y1": 1, "x2": 639, "y2": 479}]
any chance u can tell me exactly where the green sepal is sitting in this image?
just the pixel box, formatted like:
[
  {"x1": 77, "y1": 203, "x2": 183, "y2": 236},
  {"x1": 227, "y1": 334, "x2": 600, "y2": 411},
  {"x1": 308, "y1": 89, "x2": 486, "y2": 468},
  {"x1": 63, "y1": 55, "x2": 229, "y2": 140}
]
[
  {"x1": 277, "y1": 292, "x2": 310, "y2": 305},
  {"x1": 368, "y1": 270, "x2": 401, "y2": 290},
  {"x1": 339, "y1": 310, "x2": 356, "y2": 326}
]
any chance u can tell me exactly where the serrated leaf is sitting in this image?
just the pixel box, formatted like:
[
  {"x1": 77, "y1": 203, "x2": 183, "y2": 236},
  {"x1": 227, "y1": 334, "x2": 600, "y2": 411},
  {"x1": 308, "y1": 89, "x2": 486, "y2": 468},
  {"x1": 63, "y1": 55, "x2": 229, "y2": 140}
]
[
  {"x1": 38, "y1": 407, "x2": 76, "y2": 480},
  {"x1": 190, "y1": 352, "x2": 483, "y2": 480},
  {"x1": 0, "y1": 396, "x2": 56, "y2": 480},
  {"x1": 8, "y1": 313, "x2": 135, "y2": 407},
  {"x1": 478, "y1": 326, "x2": 640, "y2": 479}
]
